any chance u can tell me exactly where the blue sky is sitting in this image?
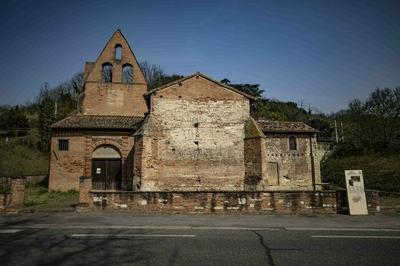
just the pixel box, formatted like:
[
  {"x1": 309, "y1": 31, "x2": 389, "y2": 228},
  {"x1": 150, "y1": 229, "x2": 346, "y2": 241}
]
[{"x1": 0, "y1": 0, "x2": 399, "y2": 113}]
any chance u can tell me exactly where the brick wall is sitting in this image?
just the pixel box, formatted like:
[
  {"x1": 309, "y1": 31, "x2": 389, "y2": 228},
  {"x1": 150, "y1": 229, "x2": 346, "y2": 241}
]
[
  {"x1": 82, "y1": 83, "x2": 148, "y2": 116},
  {"x1": 49, "y1": 134, "x2": 86, "y2": 191},
  {"x1": 49, "y1": 130, "x2": 134, "y2": 192},
  {"x1": 0, "y1": 177, "x2": 25, "y2": 213},
  {"x1": 81, "y1": 30, "x2": 148, "y2": 116},
  {"x1": 244, "y1": 137, "x2": 267, "y2": 190},
  {"x1": 78, "y1": 181, "x2": 380, "y2": 214},
  {"x1": 78, "y1": 174, "x2": 380, "y2": 214}
]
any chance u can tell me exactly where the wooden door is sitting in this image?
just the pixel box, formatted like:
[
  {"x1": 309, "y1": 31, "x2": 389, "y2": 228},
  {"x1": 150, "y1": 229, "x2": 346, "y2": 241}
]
[{"x1": 92, "y1": 159, "x2": 121, "y2": 190}]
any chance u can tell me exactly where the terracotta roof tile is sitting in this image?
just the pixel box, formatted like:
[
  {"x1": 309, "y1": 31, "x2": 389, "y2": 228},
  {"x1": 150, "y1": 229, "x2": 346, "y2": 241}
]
[
  {"x1": 50, "y1": 115, "x2": 143, "y2": 130},
  {"x1": 257, "y1": 120, "x2": 318, "y2": 133}
]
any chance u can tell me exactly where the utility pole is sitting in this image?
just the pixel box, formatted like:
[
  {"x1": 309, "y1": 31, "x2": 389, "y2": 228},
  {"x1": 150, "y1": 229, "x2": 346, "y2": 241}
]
[
  {"x1": 54, "y1": 99, "x2": 58, "y2": 120},
  {"x1": 341, "y1": 121, "x2": 344, "y2": 142},
  {"x1": 334, "y1": 120, "x2": 339, "y2": 143}
]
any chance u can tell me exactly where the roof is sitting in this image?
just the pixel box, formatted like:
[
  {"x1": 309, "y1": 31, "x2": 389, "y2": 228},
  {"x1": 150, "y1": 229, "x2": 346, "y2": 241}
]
[
  {"x1": 257, "y1": 120, "x2": 318, "y2": 133},
  {"x1": 144, "y1": 72, "x2": 256, "y2": 100},
  {"x1": 50, "y1": 115, "x2": 143, "y2": 130}
]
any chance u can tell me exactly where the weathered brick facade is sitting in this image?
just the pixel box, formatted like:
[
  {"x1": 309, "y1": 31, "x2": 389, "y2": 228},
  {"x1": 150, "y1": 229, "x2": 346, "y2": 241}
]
[
  {"x1": 49, "y1": 30, "x2": 323, "y2": 197},
  {"x1": 137, "y1": 74, "x2": 253, "y2": 191},
  {"x1": 81, "y1": 30, "x2": 148, "y2": 116},
  {"x1": 263, "y1": 133, "x2": 321, "y2": 190},
  {"x1": 49, "y1": 131, "x2": 135, "y2": 191}
]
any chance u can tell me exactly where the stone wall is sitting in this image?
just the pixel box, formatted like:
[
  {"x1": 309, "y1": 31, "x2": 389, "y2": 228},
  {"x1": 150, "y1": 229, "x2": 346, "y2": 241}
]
[
  {"x1": 264, "y1": 133, "x2": 321, "y2": 190},
  {"x1": 49, "y1": 130, "x2": 134, "y2": 192},
  {"x1": 139, "y1": 75, "x2": 251, "y2": 191}
]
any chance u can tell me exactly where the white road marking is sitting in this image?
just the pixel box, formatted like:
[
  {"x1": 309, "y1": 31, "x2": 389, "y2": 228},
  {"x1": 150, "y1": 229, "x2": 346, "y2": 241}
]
[
  {"x1": 0, "y1": 229, "x2": 22, "y2": 234},
  {"x1": 5, "y1": 224, "x2": 282, "y2": 231},
  {"x1": 312, "y1": 235, "x2": 400, "y2": 239},
  {"x1": 287, "y1": 227, "x2": 400, "y2": 232},
  {"x1": 70, "y1": 234, "x2": 196, "y2": 238}
]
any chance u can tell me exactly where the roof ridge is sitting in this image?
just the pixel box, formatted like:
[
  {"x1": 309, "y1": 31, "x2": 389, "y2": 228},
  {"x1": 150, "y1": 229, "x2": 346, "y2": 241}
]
[{"x1": 144, "y1": 72, "x2": 255, "y2": 100}]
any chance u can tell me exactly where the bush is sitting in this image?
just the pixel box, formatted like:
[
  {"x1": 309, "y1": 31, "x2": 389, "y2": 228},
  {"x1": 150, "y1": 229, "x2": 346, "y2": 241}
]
[{"x1": 0, "y1": 143, "x2": 48, "y2": 176}]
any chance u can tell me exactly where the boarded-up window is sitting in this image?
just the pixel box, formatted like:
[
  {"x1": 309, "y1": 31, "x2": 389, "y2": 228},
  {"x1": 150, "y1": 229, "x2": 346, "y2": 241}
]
[
  {"x1": 267, "y1": 162, "x2": 279, "y2": 186},
  {"x1": 58, "y1": 139, "x2": 69, "y2": 151},
  {"x1": 289, "y1": 136, "x2": 297, "y2": 150}
]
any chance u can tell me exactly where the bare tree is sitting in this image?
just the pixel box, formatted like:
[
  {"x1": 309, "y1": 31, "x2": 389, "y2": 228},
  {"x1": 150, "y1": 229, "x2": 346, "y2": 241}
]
[{"x1": 139, "y1": 61, "x2": 165, "y2": 90}]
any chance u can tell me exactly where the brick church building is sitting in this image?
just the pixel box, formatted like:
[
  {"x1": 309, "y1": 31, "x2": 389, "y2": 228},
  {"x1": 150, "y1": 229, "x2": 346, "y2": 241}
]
[{"x1": 49, "y1": 30, "x2": 322, "y2": 192}]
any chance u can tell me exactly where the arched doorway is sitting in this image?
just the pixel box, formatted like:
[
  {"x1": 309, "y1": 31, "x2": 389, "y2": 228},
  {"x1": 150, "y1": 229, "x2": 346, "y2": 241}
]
[{"x1": 91, "y1": 145, "x2": 122, "y2": 190}]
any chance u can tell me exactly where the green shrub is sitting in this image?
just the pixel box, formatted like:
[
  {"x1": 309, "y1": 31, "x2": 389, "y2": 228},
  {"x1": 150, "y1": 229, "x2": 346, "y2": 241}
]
[{"x1": 0, "y1": 143, "x2": 48, "y2": 176}]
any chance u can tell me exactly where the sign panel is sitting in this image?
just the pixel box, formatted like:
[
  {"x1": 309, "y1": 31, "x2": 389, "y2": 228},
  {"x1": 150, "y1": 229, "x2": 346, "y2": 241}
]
[
  {"x1": 96, "y1": 168, "x2": 101, "y2": 174},
  {"x1": 345, "y1": 170, "x2": 368, "y2": 215}
]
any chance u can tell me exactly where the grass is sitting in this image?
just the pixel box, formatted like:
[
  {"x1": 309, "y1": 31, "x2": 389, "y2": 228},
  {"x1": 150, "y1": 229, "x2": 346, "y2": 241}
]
[
  {"x1": 0, "y1": 143, "x2": 48, "y2": 176},
  {"x1": 23, "y1": 183, "x2": 78, "y2": 208},
  {"x1": 322, "y1": 153, "x2": 400, "y2": 192},
  {"x1": 380, "y1": 196, "x2": 400, "y2": 207},
  {"x1": 0, "y1": 186, "x2": 10, "y2": 194}
]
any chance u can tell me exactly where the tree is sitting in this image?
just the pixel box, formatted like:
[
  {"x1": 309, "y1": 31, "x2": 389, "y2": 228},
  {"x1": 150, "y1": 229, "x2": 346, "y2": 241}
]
[
  {"x1": 140, "y1": 61, "x2": 183, "y2": 90},
  {"x1": 139, "y1": 61, "x2": 165, "y2": 90},
  {"x1": 220, "y1": 79, "x2": 264, "y2": 99},
  {"x1": 339, "y1": 87, "x2": 400, "y2": 152},
  {"x1": 37, "y1": 83, "x2": 56, "y2": 152},
  {"x1": 69, "y1": 72, "x2": 84, "y2": 99},
  {"x1": 0, "y1": 105, "x2": 29, "y2": 137}
]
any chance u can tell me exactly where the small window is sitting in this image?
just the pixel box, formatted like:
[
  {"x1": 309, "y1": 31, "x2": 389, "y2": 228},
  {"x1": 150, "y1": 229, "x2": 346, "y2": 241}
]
[
  {"x1": 102, "y1": 63, "x2": 113, "y2": 83},
  {"x1": 289, "y1": 136, "x2": 297, "y2": 150},
  {"x1": 115, "y1": 44, "x2": 122, "y2": 60},
  {"x1": 122, "y1": 64, "x2": 134, "y2": 84},
  {"x1": 58, "y1": 139, "x2": 69, "y2": 151}
]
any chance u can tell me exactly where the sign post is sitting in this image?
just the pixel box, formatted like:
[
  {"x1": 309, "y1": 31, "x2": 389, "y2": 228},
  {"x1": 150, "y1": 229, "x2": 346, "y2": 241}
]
[{"x1": 345, "y1": 170, "x2": 368, "y2": 215}]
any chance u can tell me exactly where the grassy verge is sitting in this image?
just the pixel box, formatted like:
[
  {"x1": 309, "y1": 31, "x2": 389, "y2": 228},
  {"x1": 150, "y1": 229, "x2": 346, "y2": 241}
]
[
  {"x1": 380, "y1": 196, "x2": 400, "y2": 208},
  {"x1": 23, "y1": 183, "x2": 78, "y2": 208}
]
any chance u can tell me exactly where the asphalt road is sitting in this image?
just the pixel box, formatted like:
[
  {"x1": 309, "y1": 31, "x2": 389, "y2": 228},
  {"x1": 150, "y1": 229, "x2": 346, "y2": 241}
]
[{"x1": 1, "y1": 226, "x2": 400, "y2": 265}]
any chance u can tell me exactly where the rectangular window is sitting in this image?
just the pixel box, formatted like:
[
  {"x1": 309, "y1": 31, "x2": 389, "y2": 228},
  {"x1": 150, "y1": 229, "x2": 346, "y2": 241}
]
[{"x1": 58, "y1": 139, "x2": 69, "y2": 151}]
